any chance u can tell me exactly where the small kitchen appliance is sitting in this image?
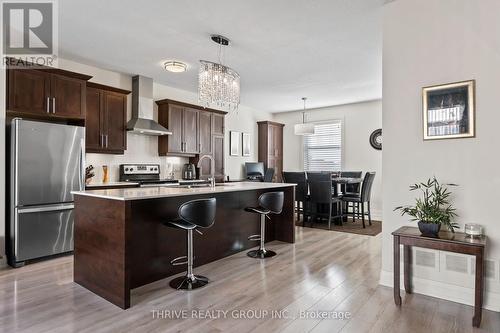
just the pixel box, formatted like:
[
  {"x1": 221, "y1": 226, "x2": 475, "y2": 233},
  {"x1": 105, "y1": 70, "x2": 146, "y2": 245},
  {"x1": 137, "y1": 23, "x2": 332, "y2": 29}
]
[{"x1": 182, "y1": 163, "x2": 197, "y2": 180}]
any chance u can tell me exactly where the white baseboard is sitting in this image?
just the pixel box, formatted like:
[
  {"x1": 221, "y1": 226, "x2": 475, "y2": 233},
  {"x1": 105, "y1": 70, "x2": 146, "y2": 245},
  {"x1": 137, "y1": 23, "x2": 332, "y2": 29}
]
[{"x1": 379, "y1": 269, "x2": 500, "y2": 312}]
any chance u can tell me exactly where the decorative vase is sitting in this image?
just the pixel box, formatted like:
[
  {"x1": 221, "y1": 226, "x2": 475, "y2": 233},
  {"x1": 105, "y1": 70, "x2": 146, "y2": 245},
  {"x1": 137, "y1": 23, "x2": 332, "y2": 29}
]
[{"x1": 418, "y1": 221, "x2": 441, "y2": 236}]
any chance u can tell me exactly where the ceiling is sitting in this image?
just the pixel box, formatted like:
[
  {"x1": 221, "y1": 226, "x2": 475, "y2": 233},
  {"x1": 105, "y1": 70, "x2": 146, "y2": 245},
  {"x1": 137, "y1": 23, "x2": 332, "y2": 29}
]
[{"x1": 59, "y1": 0, "x2": 383, "y2": 113}]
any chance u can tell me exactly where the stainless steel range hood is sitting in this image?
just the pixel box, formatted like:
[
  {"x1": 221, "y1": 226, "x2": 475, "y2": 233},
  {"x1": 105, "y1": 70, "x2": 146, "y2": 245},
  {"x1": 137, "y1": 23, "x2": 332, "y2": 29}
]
[{"x1": 127, "y1": 75, "x2": 172, "y2": 136}]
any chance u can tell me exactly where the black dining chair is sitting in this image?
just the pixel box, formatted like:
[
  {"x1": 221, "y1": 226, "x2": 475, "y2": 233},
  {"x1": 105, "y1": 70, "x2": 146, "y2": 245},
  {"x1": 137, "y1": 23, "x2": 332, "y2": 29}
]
[
  {"x1": 306, "y1": 171, "x2": 331, "y2": 182},
  {"x1": 283, "y1": 171, "x2": 309, "y2": 225},
  {"x1": 342, "y1": 172, "x2": 376, "y2": 228},
  {"x1": 263, "y1": 168, "x2": 275, "y2": 182},
  {"x1": 308, "y1": 181, "x2": 343, "y2": 229},
  {"x1": 340, "y1": 171, "x2": 363, "y2": 195},
  {"x1": 340, "y1": 171, "x2": 363, "y2": 215},
  {"x1": 306, "y1": 172, "x2": 335, "y2": 221}
]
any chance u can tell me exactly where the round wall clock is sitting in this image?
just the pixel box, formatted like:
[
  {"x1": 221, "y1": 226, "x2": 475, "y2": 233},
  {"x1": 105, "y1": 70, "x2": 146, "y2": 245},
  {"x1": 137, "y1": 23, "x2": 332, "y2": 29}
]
[{"x1": 369, "y1": 129, "x2": 382, "y2": 150}]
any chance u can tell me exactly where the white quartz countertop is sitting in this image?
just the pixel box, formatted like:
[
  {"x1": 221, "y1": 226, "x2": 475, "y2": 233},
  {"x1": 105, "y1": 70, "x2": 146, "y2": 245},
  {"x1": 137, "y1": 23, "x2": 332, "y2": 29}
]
[
  {"x1": 73, "y1": 182, "x2": 296, "y2": 201},
  {"x1": 85, "y1": 181, "x2": 139, "y2": 188}
]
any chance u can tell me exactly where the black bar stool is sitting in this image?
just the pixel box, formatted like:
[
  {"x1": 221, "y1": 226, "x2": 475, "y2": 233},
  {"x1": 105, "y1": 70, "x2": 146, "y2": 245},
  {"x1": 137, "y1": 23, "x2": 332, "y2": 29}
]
[
  {"x1": 163, "y1": 198, "x2": 216, "y2": 290},
  {"x1": 245, "y1": 191, "x2": 284, "y2": 259}
]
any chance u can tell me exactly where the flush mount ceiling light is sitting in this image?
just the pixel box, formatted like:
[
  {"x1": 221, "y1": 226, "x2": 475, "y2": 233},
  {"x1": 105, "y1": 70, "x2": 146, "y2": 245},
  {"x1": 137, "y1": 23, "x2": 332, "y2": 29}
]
[
  {"x1": 198, "y1": 35, "x2": 240, "y2": 111},
  {"x1": 294, "y1": 97, "x2": 315, "y2": 135},
  {"x1": 163, "y1": 61, "x2": 187, "y2": 73}
]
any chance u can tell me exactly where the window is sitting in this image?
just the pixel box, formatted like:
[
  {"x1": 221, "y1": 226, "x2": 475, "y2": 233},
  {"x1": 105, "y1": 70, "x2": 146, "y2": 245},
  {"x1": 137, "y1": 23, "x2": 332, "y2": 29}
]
[{"x1": 303, "y1": 121, "x2": 342, "y2": 171}]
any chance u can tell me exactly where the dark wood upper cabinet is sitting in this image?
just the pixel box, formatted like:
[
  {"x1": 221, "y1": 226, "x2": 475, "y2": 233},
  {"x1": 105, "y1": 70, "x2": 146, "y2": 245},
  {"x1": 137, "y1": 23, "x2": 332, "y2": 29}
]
[
  {"x1": 199, "y1": 111, "x2": 212, "y2": 155},
  {"x1": 51, "y1": 74, "x2": 86, "y2": 119},
  {"x1": 7, "y1": 69, "x2": 51, "y2": 115},
  {"x1": 85, "y1": 87, "x2": 102, "y2": 150},
  {"x1": 212, "y1": 113, "x2": 225, "y2": 136},
  {"x1": 183, "y1": 108, "x2": 199, "y2": 154},
  {"x1": 157, "y1": 99, "x2": 226, "y2": 180},
  {"x1": 85, "y1": 82, "x2": 130, "y2": 154},
  {"x1": 160, "y1": 104, "x2": 183, "y2": 154},
  {"x1": 258, "y1": 121, "x2": 285, "y2": 182},
  {"x1": 103, "y1": 91, "x2": 127, "y2": 152},
  {"x1": 6, "y1": 67, "x2": 92, "y2": 120},
  {"x1": 157, "y1": 99, "x2": 226, "y2": 157}
]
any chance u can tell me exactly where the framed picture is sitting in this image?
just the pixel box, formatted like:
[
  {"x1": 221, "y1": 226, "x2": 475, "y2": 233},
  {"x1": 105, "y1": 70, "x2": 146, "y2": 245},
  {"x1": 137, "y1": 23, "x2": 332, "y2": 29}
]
[
  {"x1": 242, "y1": 133, "x2": 251, "y2": 156},
  {"x1": 230, "y1": 131, "x2": 240, "y2": 156},
  {"x1": 422, "y1": 80, "x2": 475, "y2": 140}
]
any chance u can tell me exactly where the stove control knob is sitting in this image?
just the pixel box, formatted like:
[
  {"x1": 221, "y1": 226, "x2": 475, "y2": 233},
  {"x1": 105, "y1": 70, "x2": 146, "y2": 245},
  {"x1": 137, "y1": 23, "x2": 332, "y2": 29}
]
[{"x1": 125, "y1": 168, "x2": 129, "y2": 172}]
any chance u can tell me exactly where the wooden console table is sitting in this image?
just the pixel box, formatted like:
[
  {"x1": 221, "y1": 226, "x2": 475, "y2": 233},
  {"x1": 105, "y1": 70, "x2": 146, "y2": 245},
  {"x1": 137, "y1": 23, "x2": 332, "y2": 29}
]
[{"x1": 392, "y1": 226, "x2": 486, "y2": 327}]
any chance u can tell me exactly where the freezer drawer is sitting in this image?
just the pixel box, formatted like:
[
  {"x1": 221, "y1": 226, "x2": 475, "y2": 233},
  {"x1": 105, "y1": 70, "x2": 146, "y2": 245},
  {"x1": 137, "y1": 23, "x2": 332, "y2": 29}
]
[{"x1": 13, "y1": 205, "x2": 74, "y2": 262}]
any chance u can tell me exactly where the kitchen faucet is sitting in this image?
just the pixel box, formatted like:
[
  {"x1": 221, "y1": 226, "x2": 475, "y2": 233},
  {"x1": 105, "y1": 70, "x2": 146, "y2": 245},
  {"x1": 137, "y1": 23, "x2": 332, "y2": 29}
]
[{"x1": 197, "y1": 155, "x2": 215, "y2": 188}]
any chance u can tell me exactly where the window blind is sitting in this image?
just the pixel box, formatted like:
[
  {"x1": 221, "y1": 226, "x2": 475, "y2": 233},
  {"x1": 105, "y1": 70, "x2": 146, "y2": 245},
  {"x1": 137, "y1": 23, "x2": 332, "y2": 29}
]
[{"x1": 303, "y1": 122, "x2": 342, "y2": 171}]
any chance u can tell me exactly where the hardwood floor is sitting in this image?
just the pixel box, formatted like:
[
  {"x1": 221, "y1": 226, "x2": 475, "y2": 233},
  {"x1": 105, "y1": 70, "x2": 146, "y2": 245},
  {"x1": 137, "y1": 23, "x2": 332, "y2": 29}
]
[{"x1": 0, "y1": 227, "x2": 498, "y2": 333}]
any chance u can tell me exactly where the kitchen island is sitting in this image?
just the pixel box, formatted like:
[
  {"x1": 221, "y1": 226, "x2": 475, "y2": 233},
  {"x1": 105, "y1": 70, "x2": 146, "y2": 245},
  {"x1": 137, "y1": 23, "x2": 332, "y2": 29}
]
[{"x1": 72, "y1": 182, "x2": 295, "y2": 309}]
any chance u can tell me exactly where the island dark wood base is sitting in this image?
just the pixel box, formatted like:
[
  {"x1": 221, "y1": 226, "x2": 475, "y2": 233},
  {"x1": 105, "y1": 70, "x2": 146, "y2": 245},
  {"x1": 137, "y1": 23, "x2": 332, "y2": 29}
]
[
  {"x1": 392, "y1": 227, "x2": 486, "y2": 328},
  {"x1": 74, "y1": 186, "x2": 295, "y2": 309}
]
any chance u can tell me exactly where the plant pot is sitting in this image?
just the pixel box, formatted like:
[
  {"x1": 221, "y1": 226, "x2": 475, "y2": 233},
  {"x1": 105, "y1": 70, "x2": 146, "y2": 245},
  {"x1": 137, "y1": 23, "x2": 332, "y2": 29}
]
[{"x1": 418, "y1": 221, "x2": 441, "y2": 237}]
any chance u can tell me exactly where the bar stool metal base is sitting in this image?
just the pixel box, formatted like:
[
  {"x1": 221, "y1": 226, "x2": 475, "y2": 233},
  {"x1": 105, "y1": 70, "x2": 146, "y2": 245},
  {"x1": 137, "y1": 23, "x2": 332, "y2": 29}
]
[
  {"x1": 169, "y1": 275, "x2": 209, "y2": 290},
  {"x1": 247, "y1": 248, "x2": 277, "y2": 259}
]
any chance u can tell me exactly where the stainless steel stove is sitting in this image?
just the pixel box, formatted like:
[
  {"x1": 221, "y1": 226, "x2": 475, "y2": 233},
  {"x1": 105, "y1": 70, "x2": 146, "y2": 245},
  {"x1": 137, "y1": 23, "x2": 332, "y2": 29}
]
[
  {"x1": 119, "y1": 164, "x2": 178, "y2": 187},
  {"x1": 119, "y1": 164, "x2": 209, "y2": 187}
]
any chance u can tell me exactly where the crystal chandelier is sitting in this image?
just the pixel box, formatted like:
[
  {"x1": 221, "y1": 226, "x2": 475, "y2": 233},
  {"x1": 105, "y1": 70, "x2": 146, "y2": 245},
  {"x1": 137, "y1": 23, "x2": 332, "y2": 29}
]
[{"x1": 198, "y1": 35, "x2": 240, "y2": 111}]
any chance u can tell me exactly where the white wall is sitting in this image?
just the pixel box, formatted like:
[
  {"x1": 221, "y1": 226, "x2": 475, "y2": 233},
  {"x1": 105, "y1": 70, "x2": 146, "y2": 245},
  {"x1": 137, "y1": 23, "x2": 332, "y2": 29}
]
[
  {"x1": 57, "y1": 58, "x2": 273, "y2": 182},
  {"x1": 381, "y1": 0, "x2": 500, "y2": 311},
  {"x1": 273, "y1": 100, "x2": 383, "y2": 219}
]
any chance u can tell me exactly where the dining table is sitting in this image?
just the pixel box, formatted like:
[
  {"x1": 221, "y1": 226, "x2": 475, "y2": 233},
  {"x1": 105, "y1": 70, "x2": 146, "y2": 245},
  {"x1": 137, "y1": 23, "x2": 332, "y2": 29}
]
[{"x1": 331, "y1": 176, "x2": 363, "y2": 197}]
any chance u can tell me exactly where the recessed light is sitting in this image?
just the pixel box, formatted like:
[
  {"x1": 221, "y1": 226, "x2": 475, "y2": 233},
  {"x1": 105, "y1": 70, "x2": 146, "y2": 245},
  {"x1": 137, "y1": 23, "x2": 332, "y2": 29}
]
[{"x1": 163, "y1": 61, "x2": 187, "y2": 73}]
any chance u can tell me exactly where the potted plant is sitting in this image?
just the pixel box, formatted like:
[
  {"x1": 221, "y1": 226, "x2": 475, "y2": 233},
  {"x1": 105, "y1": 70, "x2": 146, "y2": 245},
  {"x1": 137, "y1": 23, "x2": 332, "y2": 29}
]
[{"x1": 395, "y1": 177, "x2": 458, "y2": 236}]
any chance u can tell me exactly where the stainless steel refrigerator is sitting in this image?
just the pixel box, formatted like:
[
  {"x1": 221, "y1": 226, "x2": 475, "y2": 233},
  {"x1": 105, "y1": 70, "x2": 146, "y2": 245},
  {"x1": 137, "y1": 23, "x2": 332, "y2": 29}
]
[{"x1": 8, "y1": 118, "x2": 85, "y2": 267}]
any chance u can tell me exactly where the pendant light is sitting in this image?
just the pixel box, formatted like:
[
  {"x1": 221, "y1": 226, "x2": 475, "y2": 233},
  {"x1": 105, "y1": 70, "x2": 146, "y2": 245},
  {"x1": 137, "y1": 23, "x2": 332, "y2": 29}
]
[
  {"x1": 294, "y1": 97, "x2": 315, "y2": 135},
  {"x1": 198, "y1": 35, "x2": 240, "y2": 111}
]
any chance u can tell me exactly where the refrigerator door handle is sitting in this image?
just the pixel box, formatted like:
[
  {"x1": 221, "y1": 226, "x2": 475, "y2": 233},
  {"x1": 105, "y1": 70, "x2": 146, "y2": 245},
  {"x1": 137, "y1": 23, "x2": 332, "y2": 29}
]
[{"x1": 17, "y1": 204, "x2": 75, "y2": 214}]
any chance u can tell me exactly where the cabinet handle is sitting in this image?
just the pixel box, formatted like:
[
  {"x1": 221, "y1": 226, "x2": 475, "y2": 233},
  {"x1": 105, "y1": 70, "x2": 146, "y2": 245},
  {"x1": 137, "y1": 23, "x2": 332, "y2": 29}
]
[
  {"x1": 199, "y1": 143, "x2": 202, "y2": 152},
  {"x1": 52, "y1": 97, "x2": 56, "y2": 114},
  {"x1": 46, "y1": 97, "x2": 50, "y2": 113},
  {"x1": 106, "y1": 135, "x2": 108, "y2": 148},
  {"x1": 100, "y1": 134, "x2": 104, "y2": 148}
]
